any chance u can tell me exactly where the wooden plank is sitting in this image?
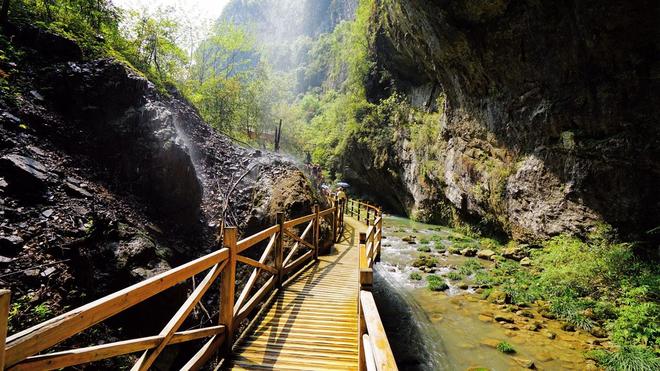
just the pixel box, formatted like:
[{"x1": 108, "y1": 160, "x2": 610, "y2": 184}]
[
  {"x1": 360, "y1": 291, "x2": 397, "y2": 371},
  {"x1": 0, "y1": 290, "x2": 10, "y2": 370},
  {"x1": 235, "y1": 276, "x2": 276, "y2": 323},
  {"x1": 131, "y1": 258, "x2": 225, "y2": 371},
  {"x1": 5, "y1": 248, "x2": 229, "y2": 368},
  {"x1": 276, "y1": 213, "x2": 284, "y2": 287},
  {"x1": 319, "y1": 207, "x2": 334, "y2": 217},
  {"x1": 9, "y1": 326, "x2": 224, "y2": 371},
  {"x1": 220, "y1": 227, "x2": 237, "y2": 354},
  {"x1": 237, "y1": 225, "x2": 279, "y2": 254},
  {"x1": 282, "y1": 220, "x2": 314, "y2": 267},
  {"x1": 284, "y1": 228, "x2": 315, "y2": 250},
  {"x1": 180, "y1": 333, "x2": 225, "y2": 371},
  {"x1": 283, "y1": 213, "x2": 315, "y2": 229},
  {"x1": 236, "y1": 255, "x2": 278, "y2": 275},
  {"x1": 362, "y1": 334, "x2": 377, "y2": 371},
  {"x1": 314, "y1": 204, "x2": 320, "y2": 260},
  {"x1": 234, "y1": 234, "x2": 276, "y2": 315},
  {"x1": 283, "y1": 250, "x2": 313, "y2": 275}
]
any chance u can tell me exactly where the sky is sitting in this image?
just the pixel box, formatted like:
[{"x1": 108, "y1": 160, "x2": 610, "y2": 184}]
[{"x1": 111, "y1": 0, "x2": 231, "y2": 21}]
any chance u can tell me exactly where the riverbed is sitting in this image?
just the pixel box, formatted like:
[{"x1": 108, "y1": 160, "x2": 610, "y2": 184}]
[{"x1": 373, "y1": 215, "x2": 599, "y2": 371}]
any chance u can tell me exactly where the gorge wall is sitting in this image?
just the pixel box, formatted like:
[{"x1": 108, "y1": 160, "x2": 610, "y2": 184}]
[{"x1": 345, "y1": 0, "x2": 659, "y2": 242}]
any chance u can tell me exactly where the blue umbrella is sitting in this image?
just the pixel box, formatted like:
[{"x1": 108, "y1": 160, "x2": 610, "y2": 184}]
[{"x1": 336, "y1": 182, "x2": 350, "y2": 188}]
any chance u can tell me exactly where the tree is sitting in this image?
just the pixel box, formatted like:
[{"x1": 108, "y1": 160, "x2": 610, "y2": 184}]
[{"x1": 1, "y1": 0, "x2": 10, "y2": 27}]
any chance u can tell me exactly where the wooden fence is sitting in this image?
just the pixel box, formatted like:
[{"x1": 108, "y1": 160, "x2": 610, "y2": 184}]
[
  {"x1": 348, "y1": 200, "x2": 397, "y2": 371},
  {"x1": 0, "y1": 200, "x2": 344, "y2": 371}
]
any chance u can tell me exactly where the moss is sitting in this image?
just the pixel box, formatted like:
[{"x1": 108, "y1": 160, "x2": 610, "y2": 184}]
[
  {"x1": 496, "y1": 341, "x2": 515, "y2": 354},
  {"x1": 417, "y1": 245, "x2": 431, "y2": 253},
  {"x1": 412, "y1": 254, "x2": 438, "y2": 268},
  {"x1": 427, "y1": 275, "x2": 449, "y2": 291},
  {"x1": 445, "y1": 271, "x2": 463, "y2": 281},
  {"x1": 409, "y1": 272, "x2": 422, "y2": 281}
]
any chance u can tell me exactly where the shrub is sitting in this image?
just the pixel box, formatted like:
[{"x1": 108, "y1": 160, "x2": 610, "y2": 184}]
[
  {"x1": 417, "y1": 245, "x2": 431, "y2": 253},
  {"x1": 588, "y1": 346, "x2": 660, "y2": 371},
  {"x1": 427, "y1": 275, "x2": 449, "y2": 291},
  {"x1": 458, "y1": 260, "x2": 483, "y2": 276},
  {"x1": 609, "y1": 286, "x2": 660, "y2": 347},
  {"x1": 412, "y1": 254, "x2": 438, "y2": 269},
  {"x1": 445, "y1": 272, "x2": 463, "y2": 281},
  {"x1": 419, "y1": 238, "x2": 430, "y2": 245},
  {"x1": 496, "y1": 341, "x2": 515, "y2": 354},
  {"x1": 409, "y1": 272, "x2": 422, "y2": 281}
]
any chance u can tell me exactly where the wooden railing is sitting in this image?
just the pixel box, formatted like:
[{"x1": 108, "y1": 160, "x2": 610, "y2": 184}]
[
  {"x1": 351, "y1": 200, "x2": 397, "y2": 371},
  {"x1": 0, "y1": 201, "x2": 344, "y2": 370},
  {"x1": 347, "y1": 199, "x2": 381, "y2": 227}
]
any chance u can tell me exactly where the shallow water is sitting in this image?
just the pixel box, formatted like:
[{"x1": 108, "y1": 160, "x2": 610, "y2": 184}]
[{"x1": 374, "y1": 215, "x2": 596, "y2": 371}]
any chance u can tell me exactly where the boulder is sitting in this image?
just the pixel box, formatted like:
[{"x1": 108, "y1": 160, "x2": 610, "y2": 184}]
[
  {"x1": 0, "y1": 235, "x2": 24, "y2": 256},
  {"x1": 477, "y1": 249, "x2": 496, "y2": 259},
  {"x1": 487, "y1": 290, "x2": 509, "y2": 304},
  {"x1": 461, "y1": 247, "x2": 477, "y2": 256},
  {"x1": 512, "y1": 357, "x2": 535, "y2": 369},
  {"x1": 0, "y1": 154, "x2": 49, "y2": 196},
  {"x1": 494, "y1": 313, "x2": 515, "y2": 323},
  {"x1": 503, "y1": 245, "x2": 527, "y2": 261}
]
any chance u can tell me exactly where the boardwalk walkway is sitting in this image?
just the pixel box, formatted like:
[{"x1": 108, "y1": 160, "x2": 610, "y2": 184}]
[{"x1": 228, "y1": 219, "x2": 361, "y2": 370}]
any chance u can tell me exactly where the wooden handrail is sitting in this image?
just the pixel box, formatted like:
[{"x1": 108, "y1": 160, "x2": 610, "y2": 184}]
[
  {"x1": 2, "y1": 199, "x2": 344, "y2": 370},
  {"x1": 360, "y1": 291, "x2": 397, "y2": 371}
]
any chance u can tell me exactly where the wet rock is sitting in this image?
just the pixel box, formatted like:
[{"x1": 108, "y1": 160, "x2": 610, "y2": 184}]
[
  {"x1": 561, "y1": 323, "x2": 576, "y2": 332},
  {"x1": 479, "y1": 338, "x2": 501, "y2": 348},
  {"x1": 502, "y1": 323, "x2": 518, "y2": 330},
  {"x1": 477, "y1": 249, "x2": 495, "y2": 259},
  {"x1": 512, "y1": 357, "x2": 535, "y2": 369},
  {"x1": 494, "y1": 313, "x2": 515, "y2": 323},
  {"x1": 448, "y1": 246, "x2": 462, "y2": 254},
  {"x1": 589, "y1": 326, "x2": 608, "y2": 338},
  {"x1": 520, "y1": 257, "x2": 532, "y2": 266},
  {"x1": 543, "y1": 330, "x2": 557, "y2": 339},
  {"x1": 537, "y1": 352, "x2": 554, "y2": 362},
  {"x1": 460, "y1": 247, "x2": 477, "y2": 256},
  {"x1": 458, "y1": 282, "x2": 469, "y2": 290},
  {"x1": 502, "y1": 245, "x2": 527, "y2": 261},
  {"x1": 516, "y1": 309, "x2": 535, "y2": 318},
  {"x1": 525, "y1": 322, "x2": 541, "y2": 331},
  {"x1": 487, "y1": 290, "x2": 509, "y2": 305},
  {"x1": 539, "y1": 309, "x2": 557, "y2": 319},
  {"x1": 42, "y1": 209, "x2": 54, "y2": 218},
  {"x1": 478, "y1": 314, "x2": 493, "y2": 322}
]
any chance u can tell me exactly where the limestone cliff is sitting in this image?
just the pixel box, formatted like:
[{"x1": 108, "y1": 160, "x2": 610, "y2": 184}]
[{"x1": 346, "y1": 0, "x2": 659, "y2": 241}]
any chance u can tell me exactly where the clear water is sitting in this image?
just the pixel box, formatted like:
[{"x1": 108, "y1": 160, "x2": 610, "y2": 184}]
[{"x1": 374, "y1": 215, "x2": 597, "y2": 370}]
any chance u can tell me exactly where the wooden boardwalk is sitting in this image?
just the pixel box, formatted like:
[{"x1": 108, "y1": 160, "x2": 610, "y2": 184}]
[{"x1": 228, "y1": 220, "x2": 361, "y2": 370}]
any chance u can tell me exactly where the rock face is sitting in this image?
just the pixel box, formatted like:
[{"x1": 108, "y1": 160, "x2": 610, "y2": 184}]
[
  {"x1": 348, "y1": 0, "x2": 659, "y2": 241},
  {"x1": 1, "y1": 24, "x2": 321, "y2": 346}
]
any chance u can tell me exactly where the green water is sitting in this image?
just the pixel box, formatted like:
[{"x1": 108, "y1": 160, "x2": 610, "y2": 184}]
[{"x1": 373, "y1": 215, "x2": 596, "y2": 370}]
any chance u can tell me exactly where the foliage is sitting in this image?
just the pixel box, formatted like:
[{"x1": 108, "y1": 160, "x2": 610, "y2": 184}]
[
  {"x1": 587, "y1": 346, "x2": 660, "y2": 371},
  {"x1": 427, "y1": 275, "x2": 449, "y2": 292},
  {"x1": 412, "y1": 254, "x2": 437, "y2": 269},
  {"x1": 416, "y1": 245, "x2": 431, "y2": 253},
  {"x1": 496, "y1": 341, "x2": 515, "y2": 354},
  {"x1": 445, "y1": 271, "x2": 463, "y2": 281},
  {"x1": 409, "y1": 272, "x2": 422, "y2": 281},
  {"x1": 458, "y1": 260, "x2": 483, "y2": 276}
]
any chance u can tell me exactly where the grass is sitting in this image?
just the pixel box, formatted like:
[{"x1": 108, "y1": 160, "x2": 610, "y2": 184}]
[
  {"x1": 409, "y1": 272, "x2": 422, "y2": 281},
  {"x1": 458, "y1": 260, "x2": 483, "y2": 276},
  {"x1": 427, "y1": 275, "x2": 449, "y2": 291},
  {"x1": 587, "y1": 346, "x2": 660, "y2": 371},
  {"x1": 419, "y1": 238, "x2": 430, "y2": 245},
  {"x1": 412, "y1": 254, "x2": 438, "y2": 269},
  {"x1": 417, "y1": 245, "x2": 431, "y2": 252},
  {"x1": 445, "y1": 271, "x2": 463, "y2": 281},
  {"x1": 496, "y1": 341, "x2": 516, "y2": 354}
]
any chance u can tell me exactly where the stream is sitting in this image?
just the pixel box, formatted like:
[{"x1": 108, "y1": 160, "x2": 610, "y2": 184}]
[{"x1": 373, "y1": 215, "x2": 598, "y2": 371}]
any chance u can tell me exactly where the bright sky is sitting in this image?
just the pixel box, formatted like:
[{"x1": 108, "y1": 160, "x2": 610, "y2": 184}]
[{"x1": 111, "y1": 0, "x2": 230, "y2": 21}]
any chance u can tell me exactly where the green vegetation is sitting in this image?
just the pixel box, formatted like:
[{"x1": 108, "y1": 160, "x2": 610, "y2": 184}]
[
  {"x1": 458, "y1": 260, "x2": 483, "y2": 276},
  {"x1": 419, "y1": 238, "x2": 430, "y2": 245},
  {"x1": 480, "y1": 227, "x2": 660, "y2": 368},
  {"x1": 33, "y1": 302, "x2": 52, "y2": 320},
  {"x1": 416, "y1": 245, "x2": 431, "y2": 253},
  {"x1": 412, "y1": 254, "x2": 438, "y2": 269},
  {"x1": 496, "y1": 341, "x2": 515, "y2": 354},
  {"x1": 445, "y1": 272, "x2": 463, "y2": 281},
  {"x1": 409, "y1": 272, "x2": 422, "y2": 281},
  {"x1": 427, "y1": 275, "x2": 449, "y2": 292}
]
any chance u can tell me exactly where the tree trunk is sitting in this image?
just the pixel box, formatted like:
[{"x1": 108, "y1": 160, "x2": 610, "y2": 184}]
[{"x1": 1, "y1": 0, "x2": 10, "y2": 27}]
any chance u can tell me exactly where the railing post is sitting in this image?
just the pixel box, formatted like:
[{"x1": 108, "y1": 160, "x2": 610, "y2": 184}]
[
  {"x1": 275, "y1": 212, "x2": 284, "y2": 287},
  {"x1": 376, "y1": 210, "x2": 383, "y2": 262},
  {"x1": 313, "y1": 204, "x2": 320, "y2": 260},
  {"x1": 359, "y1": 233, "x2": 373, "y2": 291},
  {"x1": 357, "y1": 202, "x2": 361, "y2": 222},
  {"x1": 332, "y1": 196, "x2": 338, "y2": 243},
  {"x1": 358, "y1": 291, "x2": 366, "y2": 371},
  {"x1": 0, "y1": 289, "x2": 10, "y2": 370},
  {"x1": 220, "y1": 227, "x2": 237, "y2": 355},
  {"x1": 366, "y1": 202, "x2": 371, "y2": 226}
]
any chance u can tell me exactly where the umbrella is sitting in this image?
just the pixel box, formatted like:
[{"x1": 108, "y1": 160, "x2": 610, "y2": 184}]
[{"x1": 336, "y1": 182, "x2": 350, "y2": 188}]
